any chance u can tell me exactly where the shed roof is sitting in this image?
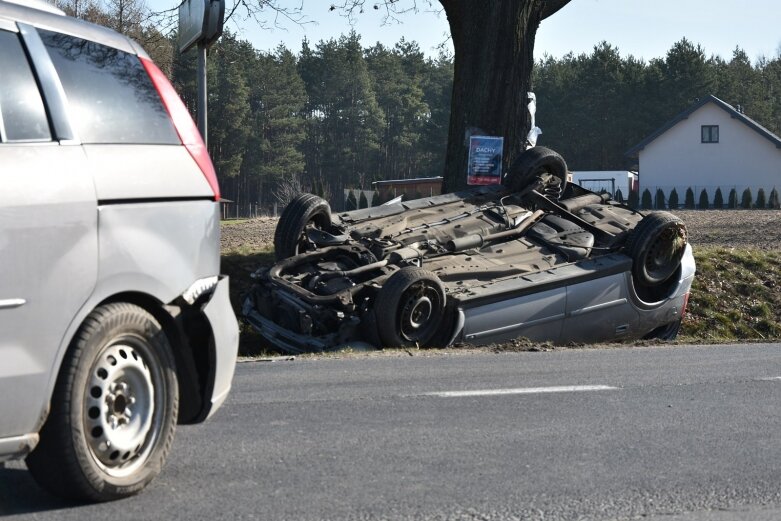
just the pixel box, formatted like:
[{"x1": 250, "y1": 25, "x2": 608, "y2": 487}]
[
  {"x1": 372, "y1": 176, "x2": 443, "y2": 187},
  {"x1": 625, "y1": 95, "x2": 781, "y2": 158}
]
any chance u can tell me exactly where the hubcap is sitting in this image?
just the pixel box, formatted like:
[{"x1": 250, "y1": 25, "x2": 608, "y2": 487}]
[
  {"x1": 645, "y1": 226, "x2": 686, "y2": 282},
  {"x1": 84, "y1": 339, "x2": 163, "y2": 477},
  {"x1": 399, "y1": 283, "x2": 442, "y2": 342}
]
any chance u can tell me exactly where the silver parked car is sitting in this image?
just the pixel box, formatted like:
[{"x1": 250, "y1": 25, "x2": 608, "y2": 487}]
[
  {"x1": 244, "y1": 147, "x2": 695, "y2": 352},
  {"x1": 0, "y1": 0, "x2": 239, "y2": 501}
]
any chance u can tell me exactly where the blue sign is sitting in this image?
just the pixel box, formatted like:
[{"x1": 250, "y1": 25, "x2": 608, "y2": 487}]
[{"x1": 467, "y1": 136, "x2": 504, "y2": 186}]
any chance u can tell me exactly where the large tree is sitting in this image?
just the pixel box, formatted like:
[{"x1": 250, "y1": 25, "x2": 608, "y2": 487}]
[
  {"x1": 438, "y1": 0, "x2": 572, "y2": 191},
  {"x1": 164, "y1": 0, "x2": 574, "y2": 193}
]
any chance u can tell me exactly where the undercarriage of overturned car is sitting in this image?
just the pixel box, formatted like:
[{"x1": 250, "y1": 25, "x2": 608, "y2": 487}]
[{"x1": 243, "y1": 147, "x2": 695, "y2": 354}]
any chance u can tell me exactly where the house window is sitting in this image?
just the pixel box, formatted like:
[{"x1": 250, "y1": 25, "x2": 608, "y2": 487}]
[{"x1": 701, "y1": 125, "x2": 719, "y2": 143}]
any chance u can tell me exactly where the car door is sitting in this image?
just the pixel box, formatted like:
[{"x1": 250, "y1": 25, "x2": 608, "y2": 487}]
[{"x1": 0, "y1": 22, "x2": 97, "y2": 439}]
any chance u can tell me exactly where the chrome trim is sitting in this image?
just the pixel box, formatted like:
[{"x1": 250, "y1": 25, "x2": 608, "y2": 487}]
[
  {"x1": 465, "y1": 313, "x2": 566, "y2": 341},
  {"x1": 0, "y1": 18, "x2": 17, "y2": 31},
  {"x1": 0, "y1": 298, "x2": 26, "y2": 309},
  {"x1": 17, "y1": 22, "x2": 77, "y2": 142},
  {"x1": 569, "y1": 298, "x2": 628, "y2": 317}
]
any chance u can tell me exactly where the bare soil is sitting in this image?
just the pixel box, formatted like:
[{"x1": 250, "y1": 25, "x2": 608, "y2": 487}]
[
  {"x1": 671, "y1": 210, "x2": 781, "y2": 251},
  {"x1": 221, "y1": 217, "x2": 277, "y2": 253},
  {"x1": 221, "y1": 210, "x2": 781, "y2": 255}
]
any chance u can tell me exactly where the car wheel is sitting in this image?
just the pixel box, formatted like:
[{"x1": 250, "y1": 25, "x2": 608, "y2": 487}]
[
  {"x1": 374, "y1": 267, "x2": 446, "y2": 348},
  {"x1": 504, "y1": 146, "x2": 568, "y2": 194},
  {"x1": 274, "y1": 194, "x2": 332, "y2": 260},
  {"x1": 625, "y1": 211, "x2": 687, "y2": 287},
  {"x1": 26, "y1": 303, "x2": 178, "y2": 501}
]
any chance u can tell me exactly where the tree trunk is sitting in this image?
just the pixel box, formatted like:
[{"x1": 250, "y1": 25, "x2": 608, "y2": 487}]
[{"x1": 440, "y1": 0, "x2": 566, "y2": 193}]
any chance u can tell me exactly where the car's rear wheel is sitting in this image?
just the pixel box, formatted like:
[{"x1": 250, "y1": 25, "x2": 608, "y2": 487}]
[
  {"x1": 26, "y1": 303, "x2": 178, "y2": 501},
  {"x1": 374, "y1": 267, "x2": 446, "y2": 348},
  {"x1": 625, "y1": 211, "x2": 687, "y2": 287},
  {"x1": 504, "y1": 146, "x2": 568, "y2": 194},
  {"x1": 274, "y1": 194, "x2": 332, "y2": 260}
]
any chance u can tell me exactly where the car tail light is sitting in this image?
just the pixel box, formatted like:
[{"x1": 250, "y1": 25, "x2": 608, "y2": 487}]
[
  {"x1": 140, "y1": 57, "x2": 220, "y2": 201},
  {"x1": 681, "y1": 292, "x2": 690, "y2": 318}
]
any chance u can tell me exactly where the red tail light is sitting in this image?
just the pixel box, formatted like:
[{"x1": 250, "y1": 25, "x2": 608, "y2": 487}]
[
  {"x1": 681, "y1": 292, "x2": 690, "y2": 318},
  {"x1": 140, "y1": 57, "x2": 220, "y2": 201}
]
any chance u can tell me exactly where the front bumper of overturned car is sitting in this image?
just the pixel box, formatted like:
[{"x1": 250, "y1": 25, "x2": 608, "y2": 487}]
[
  {"x1": 243, "y1": 246, "x2": 696, "y2": 353},
  {"x1": 243, "y1": 298, "x2": 331, "y2": 354}
]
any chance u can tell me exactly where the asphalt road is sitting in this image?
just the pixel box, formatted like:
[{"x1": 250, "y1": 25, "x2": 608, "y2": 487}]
[{"x1": 4, "y1": 343, "x2": 781, "y2": 520}]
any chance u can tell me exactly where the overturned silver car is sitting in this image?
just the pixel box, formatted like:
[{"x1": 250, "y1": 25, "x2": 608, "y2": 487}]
[{"x1": 243, "y1": 147, "x2": 695, "y2": 353}]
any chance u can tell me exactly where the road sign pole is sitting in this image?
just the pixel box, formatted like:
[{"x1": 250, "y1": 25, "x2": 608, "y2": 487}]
[{"x1": 197, "y1": 41, "x2": 207, "y2": 147}]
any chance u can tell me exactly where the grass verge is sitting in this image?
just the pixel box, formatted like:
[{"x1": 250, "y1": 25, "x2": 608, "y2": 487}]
[{"x1": 680, "y1": 247, "x2": 781, "y2": 342}]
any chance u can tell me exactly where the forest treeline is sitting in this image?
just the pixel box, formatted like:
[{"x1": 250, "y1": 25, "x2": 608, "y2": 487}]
[{"x1": 51, "y1": 0, "x2": 781, "y2": 212}]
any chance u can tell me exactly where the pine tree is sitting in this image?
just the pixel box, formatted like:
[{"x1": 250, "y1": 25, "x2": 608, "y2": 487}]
[
  {"x1": 770, "y1": 188, "x2": 780, "y2": 209},
  {"x1": 662, "y1": 39, "x2": 716, "y2": 117},
  {"x1": 756, "y1": 188, "x2": 767, "y2": 208},
  {"x1": 245, "y1": 45, "x2": 308, "y2": 209},
  {"x1": 728, "y1": 188, "x2": 738, "y2": 209},
  {"x1": 358, "y1": 191, "x2": 369, "y2": 209},
  {"x1": 641, "y1": 189, "x2": 653, "y2": 210},
  {"x1": 698, "y1": 189, "x2": 709, "y2": 209},
  {"x1": 366, "y1": 41, "x2": 430, "y2": 182},
  {"x1": 371, "y1": 190, "x2": 380, "y2": 207},
  {"x1": 614, "y1": 188, "x2": 624, "y2": 204},
  {"x1": 655, "y1": 189, "x2": 666, "y2": 209},
  {"x1": 741, "y1": 188, "x2": 753, "y2": 209},
  {"x1": 628, "y1": 190, "x2": 640, "y2": 210},
  {"x1": 713, "y1": 188, "x2": 724, "y2": 209},
  {"x1": 300, "y1": 33, "x2": 385, "y2": 198},
  {"x1": 668, "y1": 188, "x2": 679, "y2": 209},
  {"x1": 684, "y1": 188, "x2": 696, "y2": 209},
  {"x1": 345, "y1": 190, "x2": 358, "y2": 211}
]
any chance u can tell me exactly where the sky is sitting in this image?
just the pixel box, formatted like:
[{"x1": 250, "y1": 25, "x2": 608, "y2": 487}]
[{"x1": 157, "y1": 0, "x2": 781, "y2": 62}]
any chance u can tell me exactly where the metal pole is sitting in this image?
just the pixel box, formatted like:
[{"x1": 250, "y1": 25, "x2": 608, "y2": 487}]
[{"x1": 197, "y1": 42, "x2": 207, "y2": 146}]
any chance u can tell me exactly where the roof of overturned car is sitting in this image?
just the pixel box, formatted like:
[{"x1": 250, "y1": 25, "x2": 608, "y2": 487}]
[{"x1": 244, "y1": 146, "x2": 695, "y2": 354}]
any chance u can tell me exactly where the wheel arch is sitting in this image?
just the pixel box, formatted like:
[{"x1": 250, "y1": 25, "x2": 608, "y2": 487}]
[
  {"x1": 98, "y1": 291, "x2": 211, "y2": 425},
  {"x1": 42, "y1": 287, "x2": 217, "y2": 434}
]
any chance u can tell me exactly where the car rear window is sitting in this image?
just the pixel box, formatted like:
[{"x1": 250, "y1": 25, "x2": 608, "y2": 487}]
[
  {"x1": 39, "y1": 30, "x2": 179, "y2": 145},
  {"x1": 0, "y1": 30, "x2": 51, "y2": 142}
]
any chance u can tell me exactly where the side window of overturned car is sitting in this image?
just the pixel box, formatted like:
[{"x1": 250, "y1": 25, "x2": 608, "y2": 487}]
[{"x1": 0, "y1": 29, "x2": 52, "y2": 143}]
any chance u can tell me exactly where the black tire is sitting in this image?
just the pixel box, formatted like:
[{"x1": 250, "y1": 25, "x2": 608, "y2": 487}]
[
  {"x1": 643, "y1": 319, "x2": 682, "y2": 341},
  {"x1": 624, "y1": 211, "x2": 687, "y2": 287},
  {"x1": 504, "y1": 146, "x2": 568, "y2": 193},
  {"x1": 26, "y1": 303, "x2": 178, "y2": 502},
  {"x1": 374, "y1": 267, "x2": 446, "y2": 348},
  {"x1": 274, "y1": 194, "x2": 332, "y2": 261}
]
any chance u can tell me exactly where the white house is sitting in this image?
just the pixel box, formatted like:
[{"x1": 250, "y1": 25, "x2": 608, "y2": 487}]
[{"x1": 626, "y1": 95, "x2": 781, "y2": 205}]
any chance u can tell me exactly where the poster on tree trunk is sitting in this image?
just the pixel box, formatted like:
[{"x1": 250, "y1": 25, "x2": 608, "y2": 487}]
[{"x1": 467, "y1": 136, "x2": 504, "y2": 185}]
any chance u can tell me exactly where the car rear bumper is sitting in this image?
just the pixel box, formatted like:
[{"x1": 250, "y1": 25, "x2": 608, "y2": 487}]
[
  {"x1": 199, "y1": 276, "x2": 239, "y2": 419},
  {"x1": 0, "y1": 434, "x2": 39, "y2": 462}
]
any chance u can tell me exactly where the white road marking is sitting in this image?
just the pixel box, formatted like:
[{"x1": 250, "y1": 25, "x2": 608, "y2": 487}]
[
  {"x1": 758, "y1": 377, "x2": 781, "y2": 381},
  {"x1": 426, "y1": 385, "x2": 619, "y2": 398}
]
